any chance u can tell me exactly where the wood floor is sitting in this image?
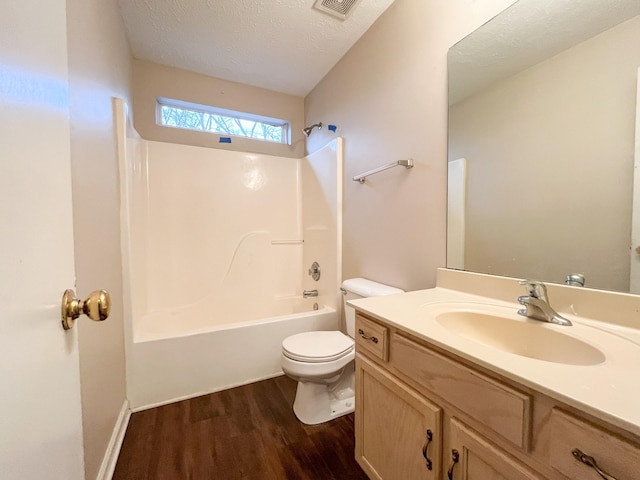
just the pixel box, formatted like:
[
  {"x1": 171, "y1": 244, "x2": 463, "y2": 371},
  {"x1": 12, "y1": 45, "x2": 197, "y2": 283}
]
[{"x1": 113, "y1": 375, "x2": 369, "y2": 480}]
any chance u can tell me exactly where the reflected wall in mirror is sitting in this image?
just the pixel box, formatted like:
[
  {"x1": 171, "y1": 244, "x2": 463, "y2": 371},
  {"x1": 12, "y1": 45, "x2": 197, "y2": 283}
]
[{"x1": 447, "y1": 0, "x2": 640, "y2": 293}]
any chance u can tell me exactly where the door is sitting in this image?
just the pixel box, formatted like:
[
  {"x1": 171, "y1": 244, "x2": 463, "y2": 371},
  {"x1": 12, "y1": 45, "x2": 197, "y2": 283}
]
[
  {"x1": 447, "y1": 419, "x2": 543, "y2": 480},
  {"x1": 631, "y1": 67, "x2": 640, "y2": 293},
  {"x1": 355, "y1": 355, "x2": 442, "y2": 480},
  {"x1": 0, "y1": 1, "x2": 84, "y2": 479}
]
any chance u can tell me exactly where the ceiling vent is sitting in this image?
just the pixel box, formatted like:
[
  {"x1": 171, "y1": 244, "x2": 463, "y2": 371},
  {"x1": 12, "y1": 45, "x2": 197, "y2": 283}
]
[{"x1": 313, "y1": 0, "x2": 363, "y2": 21}]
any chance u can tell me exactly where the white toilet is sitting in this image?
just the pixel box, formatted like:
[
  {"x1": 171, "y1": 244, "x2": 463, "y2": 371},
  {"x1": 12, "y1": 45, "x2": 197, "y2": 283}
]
[{"x1": 281, "y1": 278, "x2": 403, "y2": 425}]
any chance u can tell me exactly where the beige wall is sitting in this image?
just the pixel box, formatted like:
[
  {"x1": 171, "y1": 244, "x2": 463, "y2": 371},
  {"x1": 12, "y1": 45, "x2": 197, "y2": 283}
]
[
  {"x1": 304, "y1": 0, "x2": 517, "y2": 291},
  {"x1": 132, "y1": 60, "x2": 305, "y2": 158},
  {"x1": 449, "y1": 15, "x2": 640, "y2": 292},
  {"x1": 66, "y1": 0, "x2": 131, "y2": 477}
]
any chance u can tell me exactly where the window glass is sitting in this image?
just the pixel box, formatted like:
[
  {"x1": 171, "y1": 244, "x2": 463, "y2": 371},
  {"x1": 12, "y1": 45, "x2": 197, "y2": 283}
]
[{"x1": 157, "y1": 98, "x2": 290, "y2": 144}]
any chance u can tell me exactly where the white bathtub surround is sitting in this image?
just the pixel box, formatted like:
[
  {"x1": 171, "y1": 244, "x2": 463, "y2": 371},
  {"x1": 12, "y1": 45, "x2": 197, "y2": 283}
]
[
  {"x1": 302, "y1": 138, "x2": 343, "y2": 318},
  {"x1": 349, "y1": 267, "x2": 640, "y2": 437},
  {"x1": 143, "y1": 141, "x2": 302, "y2": 314},
  {"x1": 116, "y1": 100, "x2": 344, "y2": 409}
]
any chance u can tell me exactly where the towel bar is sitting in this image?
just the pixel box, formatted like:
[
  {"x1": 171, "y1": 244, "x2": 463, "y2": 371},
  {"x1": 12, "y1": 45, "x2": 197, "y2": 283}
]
[{"x1": 353, "y1": 159, "x2": 413, "y2": 184}]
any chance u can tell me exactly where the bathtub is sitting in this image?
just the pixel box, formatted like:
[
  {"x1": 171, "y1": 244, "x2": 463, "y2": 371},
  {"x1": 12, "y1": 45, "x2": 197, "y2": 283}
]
[
  {"x1": 134, "y1": 296, "x2": 327, "y2": 342},
  {"x1": 127, "y1": 300, "x2": 339, "y2": 410},
  {"x1": 116, "y1": 99, "x2": 344, "y2": 411}
]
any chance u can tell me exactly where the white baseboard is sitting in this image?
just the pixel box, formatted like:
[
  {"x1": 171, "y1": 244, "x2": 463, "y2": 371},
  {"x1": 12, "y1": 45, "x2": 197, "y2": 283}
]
[{"x1": 97, "y1": 399, "x2": 131, "y2": 480}]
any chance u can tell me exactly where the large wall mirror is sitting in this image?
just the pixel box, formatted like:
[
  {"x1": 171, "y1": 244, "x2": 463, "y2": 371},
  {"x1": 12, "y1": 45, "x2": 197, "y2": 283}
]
[{"x1": 447, "y1": 0, "x2": 640, "y2": 293}]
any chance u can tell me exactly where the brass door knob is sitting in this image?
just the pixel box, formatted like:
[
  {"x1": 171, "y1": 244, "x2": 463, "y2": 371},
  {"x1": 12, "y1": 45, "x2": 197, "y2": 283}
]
[{"x1": 61, "y1": 289, "x2": 111, "y2": 330}]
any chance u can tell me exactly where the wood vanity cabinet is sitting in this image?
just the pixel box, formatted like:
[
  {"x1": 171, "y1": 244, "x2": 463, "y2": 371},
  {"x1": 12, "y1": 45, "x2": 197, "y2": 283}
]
[{"x1": 353, "y1": 312, "x2": 640, "y2": 480}]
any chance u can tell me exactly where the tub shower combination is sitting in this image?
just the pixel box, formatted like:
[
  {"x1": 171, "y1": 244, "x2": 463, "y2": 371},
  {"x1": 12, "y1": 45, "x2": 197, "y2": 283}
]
[{"x1": 116, "y1": 100, "x2": 342, "y2": 409}]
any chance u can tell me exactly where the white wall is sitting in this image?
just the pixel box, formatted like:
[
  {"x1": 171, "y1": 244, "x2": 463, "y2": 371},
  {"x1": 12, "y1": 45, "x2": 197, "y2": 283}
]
[{"x1": 304, "y1": 0, "x2": 518, "y2": 291}]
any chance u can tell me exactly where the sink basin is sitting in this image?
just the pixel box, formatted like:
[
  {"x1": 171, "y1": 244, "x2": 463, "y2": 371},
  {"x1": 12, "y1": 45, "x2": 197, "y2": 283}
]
[{"x1": 434, "y1": 308, "x2": 606, "y2": 366}]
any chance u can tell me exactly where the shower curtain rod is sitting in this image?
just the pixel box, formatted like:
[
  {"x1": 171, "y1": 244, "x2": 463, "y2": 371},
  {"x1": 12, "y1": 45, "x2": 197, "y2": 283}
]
[{"x1": 352, "y1": 159, "x2": 413, "y2": 184}]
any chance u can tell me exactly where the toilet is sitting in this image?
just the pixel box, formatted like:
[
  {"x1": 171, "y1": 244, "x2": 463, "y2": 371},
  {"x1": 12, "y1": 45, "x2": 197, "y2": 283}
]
[{"x1": 281, "y1": 278, "x2": 403, "y2": 425}]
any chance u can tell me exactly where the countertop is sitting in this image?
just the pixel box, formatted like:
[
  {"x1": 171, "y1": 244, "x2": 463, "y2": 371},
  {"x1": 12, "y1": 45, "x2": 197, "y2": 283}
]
[{"x1": 348, "y1": 286, "x2": 640, "y2": 438}]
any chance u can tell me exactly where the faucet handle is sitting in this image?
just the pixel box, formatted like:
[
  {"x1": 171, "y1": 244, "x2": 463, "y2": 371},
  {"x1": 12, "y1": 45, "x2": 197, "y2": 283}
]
[
  {"x1": 566, "y1": 273, "x2": 586, "y2": 287},
  {"x1": 519, "y1": 280, "x2": 548, "y2": 299}
]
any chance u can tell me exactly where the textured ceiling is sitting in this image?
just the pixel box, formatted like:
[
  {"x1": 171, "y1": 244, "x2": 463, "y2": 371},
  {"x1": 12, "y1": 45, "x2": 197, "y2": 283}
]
[
  {"x1": 449, "y1": 0, "x2": 640, "y2": 104},
  {"x1": 118, "y1": 0, "x2": 395, "y2": 97}
]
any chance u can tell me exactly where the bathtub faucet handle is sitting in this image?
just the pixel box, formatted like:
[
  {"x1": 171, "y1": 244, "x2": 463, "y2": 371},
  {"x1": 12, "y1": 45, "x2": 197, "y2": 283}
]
[
  {"x1": 303, "y1": 290, "x2": 318, "y2": 298},
  {"x1": 308, "y1": 262, "x2": 321, "y2": 281}
]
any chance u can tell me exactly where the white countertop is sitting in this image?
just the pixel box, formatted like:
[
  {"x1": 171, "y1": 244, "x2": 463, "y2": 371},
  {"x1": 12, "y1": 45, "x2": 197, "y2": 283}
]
[{"x1": 349, "y1": 286, "x2": 640, "y2": 438}]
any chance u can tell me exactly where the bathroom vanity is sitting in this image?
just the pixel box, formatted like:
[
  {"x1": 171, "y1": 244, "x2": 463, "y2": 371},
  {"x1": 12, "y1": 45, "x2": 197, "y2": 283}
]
[{"x1": 350, "y1": 269, "x2": 640, "y2": 480}]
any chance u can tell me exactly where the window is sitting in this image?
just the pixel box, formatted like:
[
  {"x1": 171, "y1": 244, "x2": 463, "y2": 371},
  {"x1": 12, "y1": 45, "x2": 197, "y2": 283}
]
[{"x1": 157, "y1": 97, "x2": 290, "y2": 144}]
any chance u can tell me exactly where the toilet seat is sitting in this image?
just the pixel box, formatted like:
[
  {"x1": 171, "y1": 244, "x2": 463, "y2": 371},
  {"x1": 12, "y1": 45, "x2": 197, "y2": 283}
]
[{"x1": 282, "y1": 331, "x2": 354, "y2": 363}]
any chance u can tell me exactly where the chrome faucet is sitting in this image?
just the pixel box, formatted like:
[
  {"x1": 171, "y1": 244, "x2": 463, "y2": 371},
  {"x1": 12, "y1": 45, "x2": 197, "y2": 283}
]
[
  {"x1": 303, "y1": 289, "x2": 318, "y2": 298},
  {"x1": 517, "y1": 281, "x2": 572, "y2": 326},
  {"x1": 565, "y1": 273, "x2": 586, "y2": 287}
]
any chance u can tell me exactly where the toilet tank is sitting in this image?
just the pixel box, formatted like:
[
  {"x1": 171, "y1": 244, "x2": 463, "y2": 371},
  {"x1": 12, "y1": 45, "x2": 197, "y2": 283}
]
[{"x1": 341, "y1": 278, "x2": 404, "y2": 338}]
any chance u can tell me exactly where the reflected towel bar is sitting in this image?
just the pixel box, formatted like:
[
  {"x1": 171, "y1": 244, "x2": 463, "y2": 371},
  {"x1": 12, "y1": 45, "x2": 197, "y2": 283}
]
[
  {"x1": 271, "y1": 240, "x2": 304, "y2": 245},
  {"x1": 353, "y1": 159, "x2": 413, "y2": 184}
]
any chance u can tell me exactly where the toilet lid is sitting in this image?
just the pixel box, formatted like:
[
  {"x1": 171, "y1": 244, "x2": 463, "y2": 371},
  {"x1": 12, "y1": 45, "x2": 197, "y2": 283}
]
[{"x1": 282, "y1": 331, "x2": 354, "y2": 363}]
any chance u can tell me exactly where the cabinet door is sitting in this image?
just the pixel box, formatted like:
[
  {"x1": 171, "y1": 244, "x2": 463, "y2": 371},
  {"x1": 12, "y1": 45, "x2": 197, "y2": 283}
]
[
  {"x1": 355, "y1": 355, "x2": 442, "y2": 480},
  {"x1": 447, "y1": 419, "x2": 544, "y2": 480}
]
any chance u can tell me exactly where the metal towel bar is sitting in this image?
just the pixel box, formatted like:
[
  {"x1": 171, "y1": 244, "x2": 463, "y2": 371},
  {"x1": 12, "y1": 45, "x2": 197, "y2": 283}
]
[{"x1": 353, "y1": 159, "x2": 413, "y2": 184}]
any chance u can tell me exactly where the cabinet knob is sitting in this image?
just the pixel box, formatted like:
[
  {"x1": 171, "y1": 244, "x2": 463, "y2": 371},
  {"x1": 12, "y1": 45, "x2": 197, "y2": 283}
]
[
  {"x1": 447, "y1": 449, "x2": 459, "y2": 480},
  {"x1": 421, "y1": 429, "x2": 433, "y2": 470},
  {"x1": 572, "y1": 448, "x2": 618, "y2": 480}
]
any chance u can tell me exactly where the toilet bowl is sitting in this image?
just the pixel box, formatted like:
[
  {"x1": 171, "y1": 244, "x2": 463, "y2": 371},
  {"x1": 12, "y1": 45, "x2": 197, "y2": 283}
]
[{"x1": 281, "y1": 278, "x2": 403, "y2": 425}]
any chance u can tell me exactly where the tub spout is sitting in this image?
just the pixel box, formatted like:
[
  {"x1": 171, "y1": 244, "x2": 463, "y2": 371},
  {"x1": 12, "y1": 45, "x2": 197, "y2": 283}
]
[{"x1": 303, "y1": 290, "x2": 318, "y2": 298}]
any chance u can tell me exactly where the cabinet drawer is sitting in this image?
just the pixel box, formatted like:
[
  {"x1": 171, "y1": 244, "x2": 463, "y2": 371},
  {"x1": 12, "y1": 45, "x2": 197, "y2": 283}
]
[
  {"x1": 548, "y1": 409, "x2": 640, "y2": 480},
  {"x1": 355, "y1": 314, "x2": 389, "y2": 362},
  {"x1": 391, "y1": 334, "x2": 531, "y2": 450}
]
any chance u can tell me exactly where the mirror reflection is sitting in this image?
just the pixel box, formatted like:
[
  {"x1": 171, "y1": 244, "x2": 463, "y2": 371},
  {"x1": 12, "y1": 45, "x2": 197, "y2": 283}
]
[{"x1": 447, "y1": 0, "x2": 640, "y2": 293}]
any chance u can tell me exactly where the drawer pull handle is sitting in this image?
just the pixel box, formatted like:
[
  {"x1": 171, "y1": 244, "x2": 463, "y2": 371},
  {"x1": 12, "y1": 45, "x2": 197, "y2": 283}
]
[
  {"x1": 421, "y1": 429, "x2": 433, "y2": 470},
  {"x1": 358, "y1": 329, "x2": 379, "y2": 344},
  {"x1": 447, "y1": 449, "x2": 459, "y2": 480},
  {"x1": 572, "y1": 449, "x2": 618, "y2": 480}
]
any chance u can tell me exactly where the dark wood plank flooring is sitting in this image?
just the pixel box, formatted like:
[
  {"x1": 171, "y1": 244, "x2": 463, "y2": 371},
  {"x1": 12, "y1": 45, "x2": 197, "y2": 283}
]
[{"x1": 113, "y1": 375, "x2": 369, "y2": 480}]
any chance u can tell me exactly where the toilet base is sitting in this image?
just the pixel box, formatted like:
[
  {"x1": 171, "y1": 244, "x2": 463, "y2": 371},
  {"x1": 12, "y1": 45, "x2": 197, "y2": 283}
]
[{"x1": 292, "y1": 363, "x2": 355, "y2": 425}]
